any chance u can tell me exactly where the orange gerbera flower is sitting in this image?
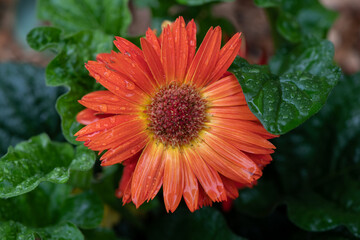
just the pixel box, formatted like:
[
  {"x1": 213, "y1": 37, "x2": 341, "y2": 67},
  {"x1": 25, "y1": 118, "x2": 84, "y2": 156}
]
[{"x1": 75, "y1": 16, "x2": 277, "y2": 212}]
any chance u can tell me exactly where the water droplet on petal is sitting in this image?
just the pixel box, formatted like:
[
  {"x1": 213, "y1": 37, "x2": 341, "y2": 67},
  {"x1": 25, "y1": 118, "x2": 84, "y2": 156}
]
[
  {"x1": 125, "y1": 81, "x2": 135, "y2": 90},
  {"x1": 99, "y1": 104, "x2": 108, "y2": 112},
  {"x1": 93, "y1": 74, "x2": 100, "y2": 82}
]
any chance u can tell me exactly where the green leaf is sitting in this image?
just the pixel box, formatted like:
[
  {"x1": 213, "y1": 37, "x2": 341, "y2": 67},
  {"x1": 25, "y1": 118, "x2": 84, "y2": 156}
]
[
  {"x1": 255, "y1": 0, "x2": 337, "y2": 43},
  {"x1": 71, "y1": 145, "x2": 96, "y2": 171},
  {"x1": 254, "y1": 0, "x2": 281, "y2": 7},
  {"x1": 287, "y1": 189, "x2": 360, "y2": 237},
  {"x1": 229, "y1": 39, "x2": 341, "y2": 134},
  {"x1": 266, "y1": 73, "x2": 360, "y2": 237},
  {"x1": 0, "y1": 221, "x2": 34, "y2": 240},
  {"x1": 228, "y1": 54, "x2": 360, "y2": 240},
  {"x1": 59, "y1": 191, "x2": 104, "y2": 229},
  {"x1": 29, "y1": 0, "x2": 131, "y2": 145},
  {"x1": 0, "y1": 134, "x2": 95, "y2": 198},
  {"x1": 0, "y1": 221, "x2": 84, "y2": 240},
  {"x1": 292, "y1": 230, "x2": 355, "y2": 240},
  {"x1": 0, "y1": 63, "x2": 63, "y2": 156},
  {"x1": 0, "y1": 134, "x2": 73, "y2": 198},
  {"x1": 37, "y1": 0, "x2": 131, "y2": 36},
  {"x1": 26, "y1": 26, "x2": 62, "y2": 52},
  {"x1": 176, "y1": 0, "x2": 233, "y2": 6},
  {"x1": 148, "y1": 207, "x2": 244, "y2": 240},
  {"x1": 276, "y1": 13, "x2": 301, "y2": 43},
  {"x1": 45, "y1": 30, "x2": 112, "y2": 144},
  {"x1": 34, "y1": 222, "x2": 84, "y2": 240},
  {"x1": 235, "y1": 178, "x2": 280, "y2": 217},
  {"x1": 82, "y1": 228, "x2": 120, "y2": 240},
  {"x1": 45, "y1": 31, "x2": 112, "y2": 87},
  {"x1": 0, "y1": 182, "x2": 103, "y2": 240}
]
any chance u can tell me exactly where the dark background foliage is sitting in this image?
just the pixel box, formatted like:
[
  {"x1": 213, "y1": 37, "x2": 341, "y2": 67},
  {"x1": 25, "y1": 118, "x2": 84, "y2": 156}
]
[{"x1": 0, "y1": 0, "x2": 360, "y2": 239}]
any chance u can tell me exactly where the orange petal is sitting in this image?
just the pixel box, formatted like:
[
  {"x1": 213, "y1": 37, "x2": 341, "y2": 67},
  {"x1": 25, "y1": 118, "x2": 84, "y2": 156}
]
[
  {"x1": 161, "y1": 25, "x2": 176, "y2": 83},
  {"x1": 185, "y1": 27, "x2": 221, "y2": 88},
  {"x1": 220, "y1": 175, "x2": 239, "y2": 199},
  {"x1": 96, "y1": 52, "x2": 113, "y2": 64},
  {"x1": 141, "y1": 38, "x2": 166, "y2": 87},
  {"x1": 210, "y1": 117, "x2": 277, "y2": 139},
  {"x1": 196, "y1": 132, "x2": 261, "y2": 184},
  {"x1": 101, "y1": 51, "x2": 156, "y2": 95},
  {"x1": 207, "y1": 33, "x2": 242, "y2": 85},
  {"x1": 173, "y1": 16, "x2": 188, "y2": 82},
  {"x1": 85, "y1": 61, "x2": 147, "y2": 105},
  {"x1": 238, "y1": 35, "x2": 247, "y2": 58},
  {"x1": 186, "y1": 19, "x2": 197, "y2": 71},
  {"x1": 208, "y1": 105, "x2": 259, "y2": 121},
  {"x1": 100, "y1": 133, "x2": 148, "y2": 166},
  {"x1": 202, "y1": 74, "x2": 242, "y2": 100},
  {"x1": 227, "y1": 139, "x2": 275, "y2": 154},
  {"x1": 184, "y1": 147, "x2": 227, "y2": 202},
  {"x1": 198, "y1": 185, "x2": 213, "y2": 209},
  {"x1": 163, "y1": 147, "x2": 183, "y2": 212},
  {"x1": 208, "y1": 123, "x2": 275, "y2": 149},
  {"x1": 75, "y1": 115, "x2": 136, "y2": 139},
  {"x1": 79, "y1": 90, "x2": 141, "y2": 114},
  {"x1": 85, "y1": 119, "x2": 146, "y2": 151},
  {"x1": 246, "y1": 153, "x2": 273, "y2": 170},
  {"x1": 210, "y1": 93, "x2": 247, "y2": 107},
  {"x1": 131, "y1": 141, "x2": 165, "y2": 208},
  {"x1": 181, "y1": 151, "x2": 199, "y2": 212},
  {"x1": 76, "y1": 108, "x2": 113, "y2": 125},
  {"x1": 145, "y1": 28, "x2": 161, "y2": 57},
  {"x1": 115, "y1": 153, "x2": 140, "y2": 204},
  {"x1": 113, "y1": 36, "x2": 151, "y2": 77}
]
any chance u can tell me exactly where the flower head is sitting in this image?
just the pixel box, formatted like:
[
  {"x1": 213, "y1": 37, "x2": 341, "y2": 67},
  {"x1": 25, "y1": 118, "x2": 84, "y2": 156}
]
[{"x1": 75, "y1": 17, "x2": 277, "y2": 212}]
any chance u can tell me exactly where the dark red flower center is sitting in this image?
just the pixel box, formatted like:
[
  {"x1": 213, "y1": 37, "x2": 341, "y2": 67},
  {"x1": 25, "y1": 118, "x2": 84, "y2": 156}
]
[{"x1": 147, "y1": 83, "x2": 207, "y2": 147}]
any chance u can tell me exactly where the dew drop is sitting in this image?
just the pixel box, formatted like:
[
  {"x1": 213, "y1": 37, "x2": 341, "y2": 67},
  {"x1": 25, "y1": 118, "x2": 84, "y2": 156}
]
[
  {"x1": 100, "y1": 104, "x2": 108, "y2": 112},
  {"x1": 125, "y1": 81, "x2": 135, "y2": 90},
  {"x1": 93, "y1": 74, "x2": 100, "y2": 82}
]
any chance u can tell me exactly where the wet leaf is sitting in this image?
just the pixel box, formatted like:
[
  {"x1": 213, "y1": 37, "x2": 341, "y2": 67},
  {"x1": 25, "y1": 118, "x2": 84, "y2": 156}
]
[
  {"x1": 148, "y1": 207, "x2": 244, "y2": 240},
  {"x1": 82, "y1": 228, "x2": 120, "y2": 240},
  {"x1": 0, "y1": 63, "x2": 63, "y2": 156},
  {"x1": 229, "y1": 39, "x2": 341, "y2": 134},
  {"x1": 26, "y1": 26, "x2": 62, "y2": 52},
  {"x1": 282, "y1": 73, "x2": 360, "y2": 237},
  {"x1": 0, "y1": 182, "x2": 103, "y2": 239},
  {"x1": 255, "y1": 0, "x2": 337, "y2": 43},
  {"x1": 0, "y1": 134, "x2": 95, "y2": 198},
  {"x1": 59, "y1": 191, "x2": 104, "y2": 228},
  {"x1": 37, "y1": 0, "x2": 131, "y2": 36},
  {"x1": 176, "y1": 0, "x2": 233, "y2": 6},
  {"x1": 46, "y1": 30, "x2": 112, "y2": 144}
]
